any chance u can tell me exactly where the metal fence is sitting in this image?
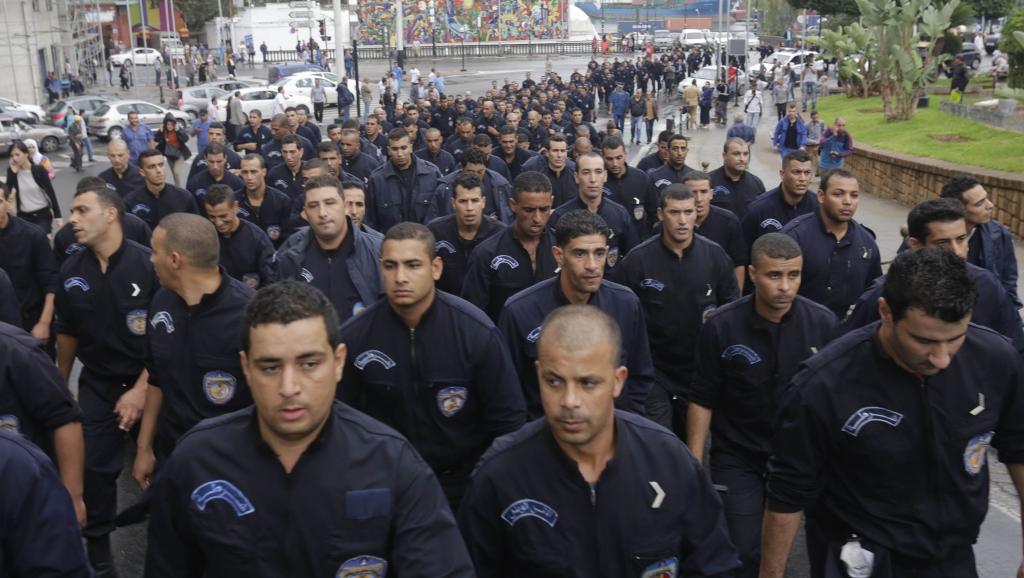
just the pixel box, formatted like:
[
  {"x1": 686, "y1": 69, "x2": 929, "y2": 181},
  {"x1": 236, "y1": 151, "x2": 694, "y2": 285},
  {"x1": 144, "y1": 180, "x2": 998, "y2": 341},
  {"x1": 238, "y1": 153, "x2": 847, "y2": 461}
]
[{"x1": 262, "y1": 39, "x2": 629, "y2": 63}]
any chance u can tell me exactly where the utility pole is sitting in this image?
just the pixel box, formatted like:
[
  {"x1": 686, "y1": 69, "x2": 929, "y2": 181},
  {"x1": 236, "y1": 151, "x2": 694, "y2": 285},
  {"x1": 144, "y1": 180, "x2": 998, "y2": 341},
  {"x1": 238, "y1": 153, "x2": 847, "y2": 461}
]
[{"x1": 395, "y1": 0, "x2": 404, "y2": 66}]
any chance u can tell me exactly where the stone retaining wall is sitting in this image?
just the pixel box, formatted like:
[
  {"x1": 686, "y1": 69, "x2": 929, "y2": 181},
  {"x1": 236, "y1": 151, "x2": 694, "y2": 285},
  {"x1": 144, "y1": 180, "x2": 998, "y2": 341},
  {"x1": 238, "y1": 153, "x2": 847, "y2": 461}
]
[{"x1": 846, "y1": 142, "x2": 1024, "y2": 238}]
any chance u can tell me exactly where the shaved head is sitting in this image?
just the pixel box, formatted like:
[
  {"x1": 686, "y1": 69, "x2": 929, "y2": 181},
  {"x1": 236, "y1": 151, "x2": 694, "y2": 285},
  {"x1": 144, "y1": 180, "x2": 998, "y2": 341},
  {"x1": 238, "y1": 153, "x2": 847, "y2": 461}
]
[{"x1": 537, "y1": 304, "x2": 621, "y2": 362}]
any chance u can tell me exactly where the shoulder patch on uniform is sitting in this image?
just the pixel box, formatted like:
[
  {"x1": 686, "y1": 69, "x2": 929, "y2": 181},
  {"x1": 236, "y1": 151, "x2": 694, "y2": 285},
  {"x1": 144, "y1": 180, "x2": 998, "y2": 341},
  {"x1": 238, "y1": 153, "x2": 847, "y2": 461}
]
[
  {"x1": 274, "y1": 179, "x2": 289, "y2": 189},
  {"x1": 435, "y1": 240, "x2": 457, "y2": 255},
  {"x1": 640, "y1": 278, "x2": 665, "y2": 291},
  {"x1": 64, "y1": 276, "x2": 91, "y2": 292},
  {"x1": 759, "y1": 218, "x2": 783, "y2": 231},
  {"x1": 654, "y1": 178, "x2": 672, "y2": 188},
  {"x1": 266, "y1": 225, "x2": 281, "y2": 241},
  {"x1": 501, "y1": 499, "x2": 558, "y2": 528},
  {"x1": 336, "y1": 555, "x2": 388, "y2": 578},
  {"x1": 237, "y1": 206, "x2": 251, "y2": 217},
  {"x1": 490, "y1": 255, "x2": 520, "y2": 270},
  {"x1": 131, "y1": 203, "x2": 152, "y2": 215},
  {"x1": 642, "y1": 557, "x2": 679, "y2": 578},
  {"x1": 354, "y1": 350, "x2": 396, "y2": 370},
  {"x1": 527, "y1": 326, "x2": 542, "y2": 343},
  {"x1": 712, "y1": 185, "x2": 731, "y2": 196},
  {"x1": 191, "y1": 480, "x2": 255, "y2": 517},
  {"x1": 841, "y1": 406, "x2": 904, "y2": 437},
  {"x1": 964, "y1": 431, "x2": 993, "y2": 476},
  {"x1": 65, "y1": 243, "x2": 86, "y2": 256},
  {"x1": 203, "y1": 371, "x2": 237, "y2": 405},
  {"x1": 299, "y1": 268, "x2": 314, "y2": 283},
  {"x1": 721, "y1": 344, "x2": 762, "y2": 364},
  {"x1": 0, "y1": 414, "x2": 20, "y2": 433},
  {"x1": 126, "y1": 309, "x2": 148, "y2": 336},
  {"x1": 437, "y1": 386, "x2": 468, "y2": 417},
  {"x1": 150, "y1": 311, "x2": 175, "y2": 333}
]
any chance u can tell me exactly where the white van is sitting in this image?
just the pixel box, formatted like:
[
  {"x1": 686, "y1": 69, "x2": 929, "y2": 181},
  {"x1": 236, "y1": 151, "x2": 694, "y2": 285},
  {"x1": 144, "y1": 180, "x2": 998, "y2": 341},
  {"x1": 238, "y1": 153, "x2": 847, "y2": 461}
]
[{"x1": 679, "y1": 29, "x2": 711, "y2": 48}]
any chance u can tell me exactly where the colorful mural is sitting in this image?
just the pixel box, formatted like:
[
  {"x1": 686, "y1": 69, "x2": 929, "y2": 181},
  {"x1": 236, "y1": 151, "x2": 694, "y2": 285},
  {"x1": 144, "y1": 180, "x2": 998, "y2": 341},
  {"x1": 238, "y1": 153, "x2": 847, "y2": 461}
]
[{"x1": 356, "y1": 0, "x2": 568, "y2": 44}]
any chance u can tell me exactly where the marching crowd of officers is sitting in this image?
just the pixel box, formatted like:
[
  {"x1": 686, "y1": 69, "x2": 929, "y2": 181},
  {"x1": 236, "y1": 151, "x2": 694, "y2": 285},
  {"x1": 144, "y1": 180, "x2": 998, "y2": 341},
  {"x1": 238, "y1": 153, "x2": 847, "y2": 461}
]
[{"x1": 0, "y1": 65, "x2": 1023, "y2": 578}]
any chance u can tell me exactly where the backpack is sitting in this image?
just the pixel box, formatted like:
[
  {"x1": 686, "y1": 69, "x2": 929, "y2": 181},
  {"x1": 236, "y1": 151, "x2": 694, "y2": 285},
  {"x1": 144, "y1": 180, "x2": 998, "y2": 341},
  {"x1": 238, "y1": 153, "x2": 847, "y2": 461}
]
[{"x1": 68, "y1": 120, "x2": 82, "y2": 139}]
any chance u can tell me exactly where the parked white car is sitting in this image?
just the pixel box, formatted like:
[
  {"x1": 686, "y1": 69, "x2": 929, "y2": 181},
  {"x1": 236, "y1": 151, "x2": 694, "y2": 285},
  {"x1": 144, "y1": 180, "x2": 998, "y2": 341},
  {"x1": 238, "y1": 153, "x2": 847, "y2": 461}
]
[
  {"x1": 271, "y1": 73, "x2": 358, "y2": 108},
  {"x1": 0, "y1": 98, "x2": 46, "y2": 122},
  {"x1": 109, "y1": 47, "x2": 163, "y2": 67},
  {"x1": 761, "y1": 49, "x2": 814, "y2": 77},
  {"x1": 679, "y1": 29, "x2": 712, "y2": 48},
  {"x1": 677, "y1": 66, "x2": 749, "y2": 96},
  {"x1": 233, "y1": 87, "x2": 313, "y2": 119},
  {"x1": 87, "y1": 100, "x2": 189, "y2": 140}
]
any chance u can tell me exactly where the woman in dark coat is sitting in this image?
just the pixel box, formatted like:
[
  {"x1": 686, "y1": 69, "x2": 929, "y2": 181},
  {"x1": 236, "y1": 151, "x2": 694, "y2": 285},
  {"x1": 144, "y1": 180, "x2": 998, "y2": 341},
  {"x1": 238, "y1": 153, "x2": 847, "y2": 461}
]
[
  {"x1": 153, "y1": 114, "x2": 192, "y2": 188},
  {"x1": 5, "y1": 140, "x2": 62, "y2": 234}
]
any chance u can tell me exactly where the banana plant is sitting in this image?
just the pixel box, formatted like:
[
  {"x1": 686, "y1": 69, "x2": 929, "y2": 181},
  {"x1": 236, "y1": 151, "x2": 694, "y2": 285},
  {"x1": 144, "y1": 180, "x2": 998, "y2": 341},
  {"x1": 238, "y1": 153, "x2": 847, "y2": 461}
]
[
  {"x1": 820, "y1": 24, "x2": 877, "y2": 97},
  {"x1": 854, "y1": 0, "x2": 959, "y2": 120}
]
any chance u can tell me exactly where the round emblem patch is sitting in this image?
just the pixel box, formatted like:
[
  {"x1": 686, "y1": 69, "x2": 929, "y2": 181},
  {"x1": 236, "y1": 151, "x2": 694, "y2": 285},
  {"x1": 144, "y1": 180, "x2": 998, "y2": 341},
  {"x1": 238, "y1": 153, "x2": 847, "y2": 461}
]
[
  {"x1": 336, "y1": 555, "x2": 388, "y2": 578},
  {"x1": 126, "y1": 309, "x2": 148, "y2": 336},
  {"x1": 437, "y1": 386, "x2": 468, "y2": 417},
  {"x1": 963, "y1": 431, "x2": 994, "y2": 476},
  {"x1": 203, "y1": 371, "x2": 237, "y2": 405},
  {"x1": 267, "y1": 225, "x2": 281, "y2": 241},
  {"x1": 242, "y1": 273, "x2": 261, "y2": 289},
  {"x1": 352, "y1": 301, "x2": 366, "y2": 317}
]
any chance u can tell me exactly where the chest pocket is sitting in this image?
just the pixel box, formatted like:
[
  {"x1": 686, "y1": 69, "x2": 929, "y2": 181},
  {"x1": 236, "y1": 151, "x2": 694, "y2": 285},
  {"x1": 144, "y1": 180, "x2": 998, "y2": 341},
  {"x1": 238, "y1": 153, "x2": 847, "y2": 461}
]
[
  {"x1": 324, "y1": 489, "x2": 394, "y2": 576},
  {"x1": 508, "y1": 515, "x2": 573, "y2": 578}
]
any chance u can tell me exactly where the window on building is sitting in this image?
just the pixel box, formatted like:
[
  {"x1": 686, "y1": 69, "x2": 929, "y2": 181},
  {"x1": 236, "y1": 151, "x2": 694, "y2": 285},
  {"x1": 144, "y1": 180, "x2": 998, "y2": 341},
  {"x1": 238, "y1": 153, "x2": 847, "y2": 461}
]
[
  {"x1": 46, "y1": 0, "x2": 53, "y2": 11},
  {"x1": 31, "y1": 0, "x2": 40, "y2": 11}
]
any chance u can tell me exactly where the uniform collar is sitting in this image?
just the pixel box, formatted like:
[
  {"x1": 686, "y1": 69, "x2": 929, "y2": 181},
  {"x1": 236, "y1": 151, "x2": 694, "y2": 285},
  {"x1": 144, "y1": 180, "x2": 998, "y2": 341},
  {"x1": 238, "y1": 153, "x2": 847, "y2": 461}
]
[
  {"x1": 247, "y1": 401, "x2": 338, "y2": 462},
  {"x1": 184, "y1": 268, "x2": 231, "y2": 314},
  {"x1": 542, "y1": 413, "x2": 622, "y2": 482}
]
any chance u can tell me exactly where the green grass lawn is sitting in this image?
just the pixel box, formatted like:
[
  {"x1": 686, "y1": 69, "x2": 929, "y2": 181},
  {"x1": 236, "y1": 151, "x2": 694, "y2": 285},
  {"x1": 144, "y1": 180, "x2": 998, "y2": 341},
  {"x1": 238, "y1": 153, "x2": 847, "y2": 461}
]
[{"x1": 813, "y1": 95, "x2": 1024, "y2": 174}]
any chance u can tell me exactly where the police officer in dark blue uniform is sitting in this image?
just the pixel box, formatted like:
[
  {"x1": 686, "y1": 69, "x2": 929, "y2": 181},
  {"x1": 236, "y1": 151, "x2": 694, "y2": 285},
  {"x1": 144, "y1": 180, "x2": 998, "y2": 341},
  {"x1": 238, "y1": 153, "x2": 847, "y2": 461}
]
[
  {"x1": 185, "y1": 142, "x2": 244, "y2": 207},
  {"x1": 201, "y1": 185, "x2": 277, "y2": 289},
  {"x1": 687, "y1": 171, "x2": 748, "y2": 289},
  {"x1": 636, "y1": 130, "x2": 671, "y2": 172},
  {"x1": 459, "y1": 305, "x2": 741, "y2": 578},
  {"x1": 499, "y1": 210, "x2": 653, "y2": 418},
  {"x1": 55, "y1": 181, "x2": 151, "y2": 262},
  {"x1": 549, "y1": 152, "x2": 639, "y2": 273},
  {"x1": 146, "y1": 281, "x2": 475, "y2": 578},
  {"x1": 843, "y1": 197, "x2": 1024, "y2": 352},
  {"x1": 0, "y1": 183, "x2": 59, "y2": 340},
  {"x1": 0, "y1": 430, "x2": 91, "y2": 578},
  {"x1": 260, "y1": 114, "x2": 315, "y2": 171},
  {"x1": 186, "y1": 123, "x2": 241, "y2": 183},
  {"x1": 647, "y1": 133, "x2": 696, "y2": 203},
  {"x1": 237, "y1": 153, "x2": 294, "y2": 249},
  {"x1": 365, "y1": 128, "x2": 447, "y2": 232},
  {"x1": 740, "y1": 149, "x2": 817, "y2": 252},
  {"x1": 760, "y1": 248, "x2": 1024, "y2": 578},
  {"x1": 428, "y1": 172, "x2": 506, "y2": 295},
  {"x1": 232, "y1": 109, "x2": 272, "y2": 155},
  {"x1": 55, "y1": 178, "x2": 159, "y2": 576},
  {"x1": 781, "y1": 169, "x2": 881, "y2": 319},
  {"x1": 417, "y1": 127, "x2": 460, "y2": 176},
  {"x1": 709, "y1": 137, "x2": 766, "y2": 220},
  {"x1": 273, "y1": 175, "x2": 382, "y2": 325},
  {"x1": 497, "y1": 124, "x2": 537, "y2": 181},
  {"x1": 616, "y1": 184, "x2": 740, "y2": 437},
  {"x1": 132, "y1": 213, "x2": 255, "y2": 490},
  {"x1": 462, "y1": 171, "x2": 559, "y2": 322},
  {"x1": 340, "y1": 222, "x2": 527, "y2": 508},
  {"x1": 521, "y1": 134, "x2": 578, "y2": 206},
  {"x1": 469, "y1": 134, "x2": 513, "y2": 183},
  {"x1": 340, "y1": 128, "x2": 383, "y2": 182},
  {"x1": 265, "y1": 133, "x2": 308, "y2": 204},
  {"x1": 125, "y1": 150, "x2": 199, "y2": 230},
  {"x1": 601, "y1": 135, "x2": 655, "y2": 239},
  {"x1": 687, "y1": 233, "x2": 837, "y2": 578},
  {"x1": 99, "y1": 138, "x2": 144, "y2": 198},
  {"x1": 434, "y1": 146, "x2": 513, "y2": 224}
]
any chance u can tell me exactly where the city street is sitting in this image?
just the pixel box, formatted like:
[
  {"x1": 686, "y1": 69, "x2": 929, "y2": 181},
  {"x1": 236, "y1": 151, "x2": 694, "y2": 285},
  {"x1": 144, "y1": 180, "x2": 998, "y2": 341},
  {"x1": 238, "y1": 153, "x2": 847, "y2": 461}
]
[{"x1": 8, "y1": 50, "x2": 1021, "y2": 576}]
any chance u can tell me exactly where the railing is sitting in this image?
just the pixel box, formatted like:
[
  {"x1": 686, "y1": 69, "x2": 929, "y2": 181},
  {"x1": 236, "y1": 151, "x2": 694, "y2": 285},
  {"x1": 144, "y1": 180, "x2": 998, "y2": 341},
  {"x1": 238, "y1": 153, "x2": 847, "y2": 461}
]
[{"x1": 261, "y1": 39, "x2": 637, "y2": 63}]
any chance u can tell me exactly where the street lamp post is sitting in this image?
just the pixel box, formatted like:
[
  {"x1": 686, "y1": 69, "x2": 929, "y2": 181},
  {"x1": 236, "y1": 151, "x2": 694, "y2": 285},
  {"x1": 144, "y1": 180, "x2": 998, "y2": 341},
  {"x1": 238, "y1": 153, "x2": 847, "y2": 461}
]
[
  {"x1": 460, "y1": 27, "x2": 466, "y2": 71},
  {"x1": 427, "y1": 0, "x2": 437, "y2": 59}
]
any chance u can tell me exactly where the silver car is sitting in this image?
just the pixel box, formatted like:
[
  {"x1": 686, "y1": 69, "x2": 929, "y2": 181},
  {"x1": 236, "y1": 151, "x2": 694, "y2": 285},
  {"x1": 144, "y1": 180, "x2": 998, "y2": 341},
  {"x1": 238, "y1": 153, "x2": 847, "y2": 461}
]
[
  {"x1": 178, "y1": 86, "x2": 230, "y2": 120},
  {"x1": 0, "y1": 114, "x2": 67, "y2": 154},
  {"x1": 87, "y1": 100, "x2": 189, "y2": 141}
]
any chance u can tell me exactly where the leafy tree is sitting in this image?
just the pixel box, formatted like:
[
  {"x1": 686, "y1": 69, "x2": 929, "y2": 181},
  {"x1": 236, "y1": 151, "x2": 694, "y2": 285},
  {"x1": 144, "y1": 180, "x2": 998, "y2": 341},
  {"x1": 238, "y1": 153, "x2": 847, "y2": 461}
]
[
  {"x1": 786, "y1": 0, "x2": 860, "y2": 16},
  {"x1": 175, "y1": 0, "x2": 220, "y2": 35},
  {"x1": 1001, "y1": 8, "x2": 1024, "y2": 89},
  {"x1": 968, "y1": 0, "x2": 1013, "y2": 20},
  {"x1": 855, "y1": 0, "x2": 959, "y2": 120},
  {"x1": 819, "y1": 23, "x2": 878, "y2": 96}
]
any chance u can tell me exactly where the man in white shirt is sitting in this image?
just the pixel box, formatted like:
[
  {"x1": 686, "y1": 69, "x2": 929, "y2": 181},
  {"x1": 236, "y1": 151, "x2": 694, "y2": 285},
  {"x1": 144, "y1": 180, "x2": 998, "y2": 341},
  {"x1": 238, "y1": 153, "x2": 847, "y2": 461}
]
[{"x1": 272, "y1": 86, "x2": 288, "y2": 116}]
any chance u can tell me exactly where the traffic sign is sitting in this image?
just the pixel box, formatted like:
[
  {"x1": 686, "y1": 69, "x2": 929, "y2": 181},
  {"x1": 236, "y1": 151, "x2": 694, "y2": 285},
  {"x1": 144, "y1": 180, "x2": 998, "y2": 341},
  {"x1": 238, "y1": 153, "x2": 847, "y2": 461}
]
[
  {"x1": 289, "y1": 20, "x2": 313, "y2": 28},
  {"x1": 289, "y1": 10, "x2": 313, "y2": 18}
]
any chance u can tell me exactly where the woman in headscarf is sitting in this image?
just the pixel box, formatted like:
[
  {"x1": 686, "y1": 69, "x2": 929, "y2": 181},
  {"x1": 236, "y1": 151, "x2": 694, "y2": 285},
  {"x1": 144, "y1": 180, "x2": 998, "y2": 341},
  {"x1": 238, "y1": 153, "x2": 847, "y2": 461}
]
[
  {"x1": 5, "y1": 140, "x2": 62, "y2": 234},
  {"x1": 153, "y1": 113, "x2": 192, "y2": 187},
  {"x1": 22, "y1": 139, "x2": 56, "y2": 179}
]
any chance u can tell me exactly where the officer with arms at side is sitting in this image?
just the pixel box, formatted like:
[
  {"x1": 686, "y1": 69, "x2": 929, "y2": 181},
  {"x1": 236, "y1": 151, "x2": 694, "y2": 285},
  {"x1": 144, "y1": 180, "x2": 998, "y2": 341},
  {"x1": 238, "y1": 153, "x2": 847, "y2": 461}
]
[
  {"x1": 365, "y1": 128, "x2": 447, "y2": 233},
  {"x1": 601, "y1": 134, "x2": 654, "y2": 239},
  {"x1": 760, "y1": 248, "x2": 1024, "y2": 578},
  {"x1": 499, "y1": 210, "x2": 654, "y2": 418},
  {"x1": 0, "y1": 182, "x2": 59, "y2": 344},
  {"x1": 124, "y1": 149, "x2": 199, "y2": 230},
  {"x1": 273, "y1": 175, "x2": 382, "y2": 325},
  {"x1": 686, "y1": 233, "x2": 837, "y2": 578},
  {"x1": 462, "y1": 171, "x2": 559, "y2": 322},
  {"x1": 186, "y1": 123, "x2": 241, "y2": 183},
  {"x1": 146, "y1": 281, "x2": 475, "y2": 578},
  {"x1": 741, "y1": 149, "x2": 817, "y2": 252},
  {"x1": 458, "y1": 305, "x2": 741, "y2": 578},
  {"x1": 428, "y1": 172, "x2": 506, "y2": 295},
  {"x1": 236, "y1": 153, "x2": 293, "y2": 249},
  {"x1": 98, "y1": 139, "x2": 145, "y2": 198},
  {"x1": 687, "y1": 171, "x2": 747, "y2": 289},
  {"x1": 132, "y1": 213, "x2": 255, "y2": 490},
  {"x1": 616, "y1": 184, "x2": 740, "y2": 438},
  {"x1": 55, "y1": 176, "x2": 160, "y2": 576},
  {"x1": 709, "y1": 137, "x2": 766, "y2": 220},
  {"x1": 339, "y1": 222, "x2": 527, "y2": 509}
]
